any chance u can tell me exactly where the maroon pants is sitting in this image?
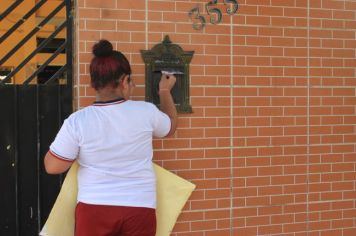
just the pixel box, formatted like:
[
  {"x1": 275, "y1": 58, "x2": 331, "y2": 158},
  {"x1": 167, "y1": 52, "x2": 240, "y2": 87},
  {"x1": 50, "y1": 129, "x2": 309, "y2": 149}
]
[{"x1": 75, "y1": 202, "x2": 156, "y2": 236}]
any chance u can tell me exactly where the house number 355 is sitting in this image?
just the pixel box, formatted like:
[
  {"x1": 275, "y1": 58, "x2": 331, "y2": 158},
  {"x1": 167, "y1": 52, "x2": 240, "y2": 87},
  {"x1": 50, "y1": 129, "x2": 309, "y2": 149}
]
[{"x1": 188, "y1": 0, "x2": 239, "y2": 30}]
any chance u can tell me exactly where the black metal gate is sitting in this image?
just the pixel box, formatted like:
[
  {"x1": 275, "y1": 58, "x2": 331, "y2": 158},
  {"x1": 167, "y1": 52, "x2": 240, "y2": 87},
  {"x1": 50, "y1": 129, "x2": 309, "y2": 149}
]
[{"x1": 0, "y1": 1, "x2": 73, "y2": 235}]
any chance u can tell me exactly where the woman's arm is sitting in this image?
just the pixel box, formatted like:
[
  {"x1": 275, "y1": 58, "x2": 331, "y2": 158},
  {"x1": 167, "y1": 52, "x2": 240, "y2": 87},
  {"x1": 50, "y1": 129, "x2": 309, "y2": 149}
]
[
  {"x1": 159, "y1": 74, "x2": 178, "y2": 137},
  {"x1": 44, "y1": 151, "x2": 73, "y2": 174}
]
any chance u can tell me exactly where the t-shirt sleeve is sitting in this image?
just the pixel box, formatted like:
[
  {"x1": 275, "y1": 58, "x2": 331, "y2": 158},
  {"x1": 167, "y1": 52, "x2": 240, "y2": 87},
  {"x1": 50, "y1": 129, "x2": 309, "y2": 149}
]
[
  {"x1": 49, "y1": 116, "x2": 79, "y2": 162},
  {"x1": 151, "y1": 104, "x2": 171, "y2": 138}
]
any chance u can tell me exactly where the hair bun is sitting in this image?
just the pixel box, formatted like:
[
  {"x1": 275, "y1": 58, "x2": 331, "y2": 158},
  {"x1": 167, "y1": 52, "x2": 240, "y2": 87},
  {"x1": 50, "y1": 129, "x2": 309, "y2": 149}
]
[{"x1": 93, "y1": 39, "x2": 113, "y2": 57}]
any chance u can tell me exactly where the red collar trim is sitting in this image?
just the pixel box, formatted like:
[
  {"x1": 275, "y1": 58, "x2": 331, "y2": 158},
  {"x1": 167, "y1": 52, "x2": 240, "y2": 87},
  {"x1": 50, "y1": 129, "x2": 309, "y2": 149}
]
[{"x1": 92, "y1": 98, "x2": 126, "y2": 106}]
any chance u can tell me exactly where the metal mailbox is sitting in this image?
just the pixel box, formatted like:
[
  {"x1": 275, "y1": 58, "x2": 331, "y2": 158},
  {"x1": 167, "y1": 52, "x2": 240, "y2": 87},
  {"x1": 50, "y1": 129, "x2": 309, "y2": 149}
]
[{"x1": 141, "y1": 35, "x2": 194, "y2": 113}]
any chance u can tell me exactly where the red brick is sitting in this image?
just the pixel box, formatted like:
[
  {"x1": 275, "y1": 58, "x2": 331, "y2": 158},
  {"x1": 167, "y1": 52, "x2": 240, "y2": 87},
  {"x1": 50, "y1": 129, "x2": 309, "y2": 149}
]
[{"x1": 77, "y1": 1, "x2": 356, "y2": 235}]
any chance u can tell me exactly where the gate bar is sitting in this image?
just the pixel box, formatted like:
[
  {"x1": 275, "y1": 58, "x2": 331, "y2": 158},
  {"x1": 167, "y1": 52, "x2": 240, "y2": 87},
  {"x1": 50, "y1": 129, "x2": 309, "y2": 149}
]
[
  {"x1": 36, "y1": 85, "x2": 41, "y2": 233},
  {"x1": 0, "y1": 0, "x2": 48, "y2": 44},
  {"x1": 0, "y1": 1, "x2": 65, "y2": 66},
  {"x1": 0, "y1": 21, "x2": 68, "y2": 85},
  {"x1": 14, "y1": 86, "x2": 20, "y2": 236},
  {"x1": 23, "y1": 43, "x2": 66, "y2": 85},
  {"x1": 0, "y1": 0, "x2": 24, "y2": 21},
  {"x1": 45, "y1": 64, "x2": 67, "y2": 85},
  {"x1": 65, "y1": 0, "x2": 73, "y2": 88}
]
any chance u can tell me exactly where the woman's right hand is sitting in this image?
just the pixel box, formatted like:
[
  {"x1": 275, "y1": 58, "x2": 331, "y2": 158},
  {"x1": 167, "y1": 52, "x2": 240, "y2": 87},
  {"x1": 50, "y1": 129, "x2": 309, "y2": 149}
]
[{"x1": 159, "y1": 74, "x2": 176, "y2": 92}]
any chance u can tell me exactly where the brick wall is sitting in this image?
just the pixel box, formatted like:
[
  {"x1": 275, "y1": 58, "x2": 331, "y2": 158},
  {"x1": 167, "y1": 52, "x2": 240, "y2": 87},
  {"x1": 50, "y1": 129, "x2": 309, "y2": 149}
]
[{"x1": 76, "y1": 0, "x2": 356, "y2": 235}]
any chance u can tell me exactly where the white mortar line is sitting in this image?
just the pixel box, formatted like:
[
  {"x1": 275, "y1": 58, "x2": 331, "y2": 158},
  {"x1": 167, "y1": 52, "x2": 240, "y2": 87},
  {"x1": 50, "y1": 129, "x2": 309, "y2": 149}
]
[
  {"x1": 306, "y1": 0, "x2": 311, "y2": 234},
  {"x1": 75, "y1": 1, "x2": 80, "y2": 110},
  {"x1": 145, "y1": 0, "x2": 148, "y2": 49},
  {"x1": 230, "y1": 13, "x2": 234, "y2": 236}
]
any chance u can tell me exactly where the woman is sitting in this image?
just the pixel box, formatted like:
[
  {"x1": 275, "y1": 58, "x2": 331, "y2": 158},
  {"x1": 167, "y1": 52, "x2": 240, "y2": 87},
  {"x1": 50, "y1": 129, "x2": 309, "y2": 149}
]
[{"x1": 44, "y1": 39, "x2": 177, "y2": 236}]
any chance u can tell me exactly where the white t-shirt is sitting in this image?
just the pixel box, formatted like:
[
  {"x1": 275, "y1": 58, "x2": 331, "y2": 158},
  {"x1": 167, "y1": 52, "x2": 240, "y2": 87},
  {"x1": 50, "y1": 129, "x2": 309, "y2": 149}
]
[{"x1": 49, "y1": 99, "x2": 171, "y2": 209}]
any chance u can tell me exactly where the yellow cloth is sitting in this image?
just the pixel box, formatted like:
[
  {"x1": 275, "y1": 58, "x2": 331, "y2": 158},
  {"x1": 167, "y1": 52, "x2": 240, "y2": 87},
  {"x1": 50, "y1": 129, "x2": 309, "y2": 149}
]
[{"x1": 40, "y1": 162, "x2": 195, "y2": 236}]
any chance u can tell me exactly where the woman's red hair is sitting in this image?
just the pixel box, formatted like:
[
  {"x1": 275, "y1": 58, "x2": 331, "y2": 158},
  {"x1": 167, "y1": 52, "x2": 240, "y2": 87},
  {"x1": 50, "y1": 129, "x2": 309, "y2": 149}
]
[{"x1": 90, "y1": 40, "x2": 131, "y2": 90}]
